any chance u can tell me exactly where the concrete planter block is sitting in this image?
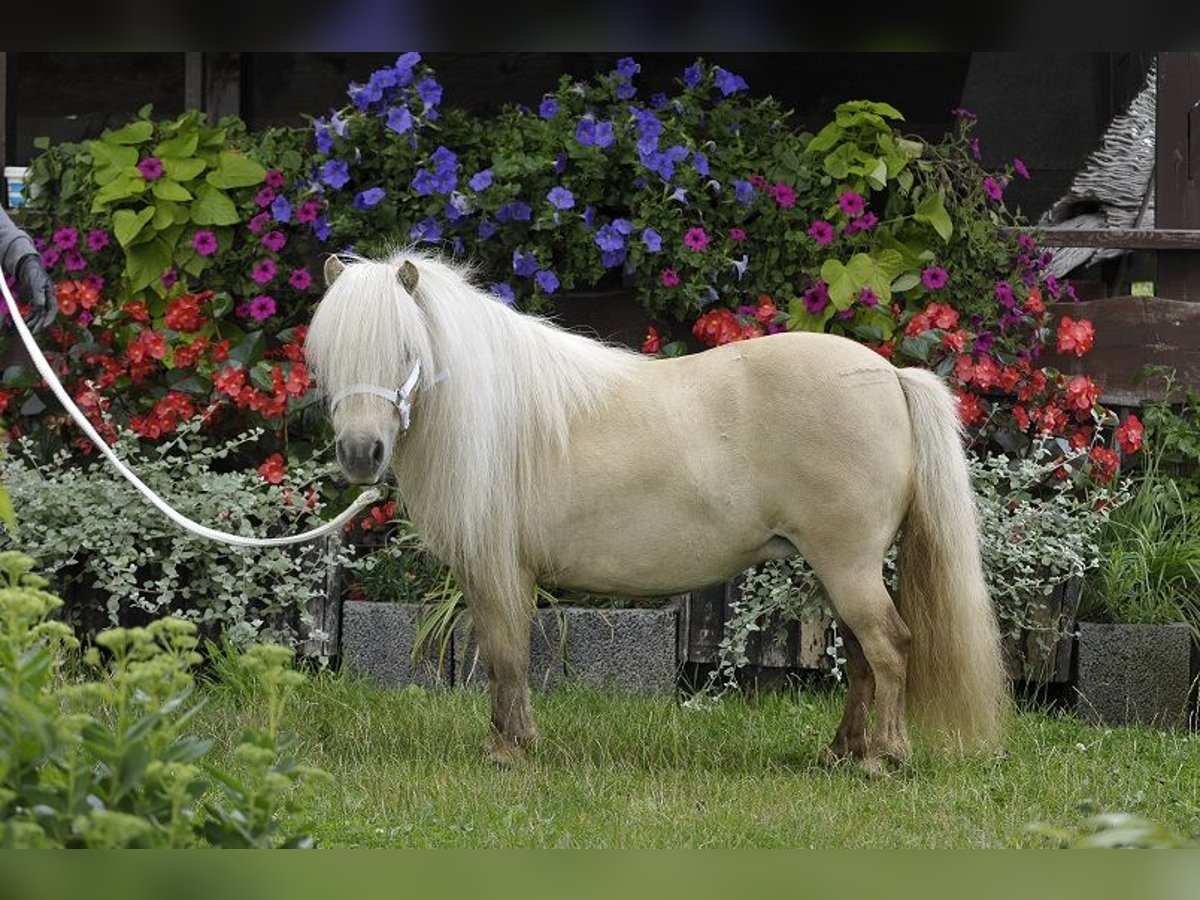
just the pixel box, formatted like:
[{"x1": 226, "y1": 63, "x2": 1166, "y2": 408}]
[
  {"x1": 1075, "y1": 622, "x2": 1198, "y2": 728},
  {"x1": 563, "y1": 607, "x2": 678, "y2": 693},
  {"x1": 453, "y1": 608, "x2": 566, "y2": 691},
  {"x1": 341, "y1": 601, "x2": 450, "y2": 688}
]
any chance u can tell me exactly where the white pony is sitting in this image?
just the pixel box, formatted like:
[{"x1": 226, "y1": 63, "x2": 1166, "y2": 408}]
[{"x1": 307, "y1": 249, "x2": 1008, "y2": 772}]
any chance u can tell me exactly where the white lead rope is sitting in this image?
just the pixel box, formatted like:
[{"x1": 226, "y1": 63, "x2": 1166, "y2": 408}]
[{"x1": 0, "y1": 274, "x2": 381, "y2": 547}]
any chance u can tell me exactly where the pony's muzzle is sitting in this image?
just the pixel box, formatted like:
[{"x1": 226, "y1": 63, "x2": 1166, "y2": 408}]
[{"x1": 336, "y1": 435, "x2": 388, "y2": 484}]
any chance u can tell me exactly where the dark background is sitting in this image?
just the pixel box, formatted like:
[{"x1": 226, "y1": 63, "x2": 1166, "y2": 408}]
[{"x1": 3, "y1": 52, "x2": 1157, "y2": 223}]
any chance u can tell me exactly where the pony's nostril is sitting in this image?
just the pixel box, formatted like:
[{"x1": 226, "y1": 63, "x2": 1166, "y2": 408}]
[{"x1": 370, "y1": 440, "x2": 385, "y2": 466}]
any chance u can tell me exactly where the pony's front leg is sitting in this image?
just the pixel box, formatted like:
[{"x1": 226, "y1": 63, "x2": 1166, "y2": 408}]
[{"x1": 466, "y1": 578, "x2": 538, "y2": 765}]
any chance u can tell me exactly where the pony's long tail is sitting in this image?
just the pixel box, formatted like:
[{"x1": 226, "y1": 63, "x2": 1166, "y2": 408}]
[{"x1": 894, "y1": 367, "x2": 1009, "y2": 749}]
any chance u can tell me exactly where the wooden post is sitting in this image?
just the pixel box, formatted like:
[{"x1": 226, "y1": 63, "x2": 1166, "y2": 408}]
[
  {"x1": 1155, "y1": 53, "x2": 1200, "y2": 301},
  {"x1": 0, "y1": 52, "x2": 7, "y2": 175},
  {"x1": 182, "y1": 52, "x2": 242, "y2": 121}
]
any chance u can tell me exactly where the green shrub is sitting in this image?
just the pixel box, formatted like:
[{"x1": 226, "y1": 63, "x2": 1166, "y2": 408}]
[{"x1": 0, "y1": 551, "x2": 326, "y2": 848}]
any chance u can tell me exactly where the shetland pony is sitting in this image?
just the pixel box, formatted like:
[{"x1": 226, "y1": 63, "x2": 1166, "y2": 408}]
[{"x1": 307, "y1": 250, "x2": 1008, "y2": 772}]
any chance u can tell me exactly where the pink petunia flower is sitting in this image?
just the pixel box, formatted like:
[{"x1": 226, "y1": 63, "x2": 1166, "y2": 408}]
[
  {"x1": 251, "y1": 259, "x2": 277, "y2": 285},
  {"x1": 63, "y1": 251, "x2": 87, "y2": 272},
  {"x1": 254, "y1": 187, "x2": 276, "y2": 208},
  {"x1": 265, "y1": 169, "x2": 287, "y2": 189},
  {"x1": 192, "y1": 230, "x2": 219, "y2": 257},
  {"x1": 289, "y1": 268, "x2": 313, "y2": 290},
  {"x1": 683, "y1": 227, "x2": 710, "y2": 251},
  {"x1": 1013, "y1": 158, "x2": 1030, "y2": 180},
  {"x1": 261, "y1": 230, "x2": 287, "y2": 253},
  {"x1": 772, "y1": 183, "x2": 796, "y2": 208},
  {"x1": 661, "y1": 268, "x2": 681, "y2": 287},
  {"x1": 922, "y1": 266, "x2": 949, "y2": 290},
  {"x1": 838, "y1": 190, "x2": 865, "y2": 217},
  {"x1": 247, "y1": 294, "x2": 277, "y2": 321},
  {"x1": 137, "y1": 157, "x2": 164, "y2": 181},
  {"x1": 86, "y1": 229, "x2": 110, "y2": 252},
  {"x1": 807, "y1": 220, "x2": 835, "y2": 245},
  {"x1": 728, "y1": 227, "x2": 747, "y2": 242},
  {"x1": 247, "y1": 212, "x2": 272, "y2": 233},
  {"x1": 296, "y1": 198, "x2": 322, "y2": 224},
  {"x1": 982, "y1": 176, "x2": 1004, "y2": 202},
  {"x1": 52, "y1": 227, "x2": 79, "y2": 251},
  {"x1": 845, "y1": 213, "x2": 879, "y2": 234}
]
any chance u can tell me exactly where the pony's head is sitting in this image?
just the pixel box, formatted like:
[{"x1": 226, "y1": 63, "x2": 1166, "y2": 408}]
[{"x1": 306, "y1": 253, "x2": 434, "y2": 484}]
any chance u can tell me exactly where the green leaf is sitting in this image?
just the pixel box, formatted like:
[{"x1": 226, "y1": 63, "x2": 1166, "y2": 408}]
[
  {"x1": 163, "y1": 157, "x2": 207, "y2": 182},
  {"x1": 91, "y1": 175, "x2": 142, "y2": 212},
  {"x1": 190, "y1": 184, "x2": 239, "y2": 226},
  {"x1": 820, "y1": 258, "x2": 858, "y2": 309},
  {"x1": 229, "y1": 331, "x2": 267, "y2": 368},
  {"x1": 0, "y1": 484, "x2": 17, "y2": 536},
  {"x1": 914, "y1": 191, "x2": 954, "y2": 242},
  {"x1": 152, "y1": 200, "x2": 188, "y2": 231},
  {"x1": 104, "y1": 120, "x2": 154, "y2": 145},
  {"x1": 127, "y1": 237, "x2": 174, "y2": 292},
  {"x1": 154, "y1": 131, "x2": 199, "y2": 159},
  {"x1": 891, "y1": 272, "x2": 921, "y2": 293},
  {"x1": 88, "y1": 141, "x2": 138, "y2": 183},
  {"x1": 113, "y1": 207, "x2": 156, "y2": 248},
  {"x1": 206, "y1": 151, "x2": 267, "y2": 189},
  {"x1": 250, "y1": 362, "x2": 275, "y2": 391},
  {"x1": 787, "y1": 296, "x2": 837, "y2": 333},
  {"x1": 805, "y1": 122, "x2": 843, "y2": 155},
  {"x1": 33, "y1": 136, "x2": 50, "y2": 150},
  {"x1": 151, "y1": 178, "x2": 194, "y2": 202},
  {"x1": 866, "y1": 157, "x2": 888, "y2": 190},
  {"x1": 210, "y1": 293, "x2": 234, "y2": 318},
  {"x1": 826, "y1": 251, "x2": 905, "y2": 309}
]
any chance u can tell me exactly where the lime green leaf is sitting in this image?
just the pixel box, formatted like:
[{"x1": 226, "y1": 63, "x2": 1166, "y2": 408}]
[
  {"x1": 806, "y1": 122, "x2": 843, "y2": 155},
  {"x1": 866, "y1": 157, "x2": 888, "y2": 189},
  {"x1": 113, "y1": 207, "x2": 156, "y2": 248},
  {"x1": 163, "y1": 157, "x2": 207, "y2": 182},
  {"x1": 0, "y1": 484, "x2": 17, "y2": 536},
  {"x1": 915, "y1": 191, "x2": 954, "y2": 242},
  {"x1": 206, "y1": 151, "x2": 266, "y2": 189},
  {"x1": 151, "y1": 200, "x2": 190, "y2": 231},
  {"x1": 33, "y1": 136, "x2": 50, "y2": 150},
  {"x1": 151, "y1": 178, "x2": 193, "y2": 202},
  {"x1": 190, "y1": 184, "x2": 239, "y2": 226},
  {"x1": 104, "y1": 120, "x2": 154, "y2": 145},
  {"x1": 127, "y1": 237, "x2": 174, "y2": 292},
  {"x1": 891, "y1": 272, "x2": 922, "y2": 294},
  {"x1": 91, "y1": 174, "x2": 143, "y2": 211},
  {"x1": 155, "y1": 131, "x2": 199, "y2": 159},
  {"x1": 787, "y1": 296, "x2": 837, "y2": 332},
  {"x1": 88, "y1": 141, "x2": 138, "y2": 183}
]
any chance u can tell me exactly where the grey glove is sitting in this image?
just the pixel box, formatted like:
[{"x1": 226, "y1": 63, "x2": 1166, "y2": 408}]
[{"x1": 14, "y1": 252, "x2": 57, "y2": 332}]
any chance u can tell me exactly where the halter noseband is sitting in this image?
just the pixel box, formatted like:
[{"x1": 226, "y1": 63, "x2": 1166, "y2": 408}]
[{"x1": 329, "y1": 360, "x2": 422, "y2": 431}]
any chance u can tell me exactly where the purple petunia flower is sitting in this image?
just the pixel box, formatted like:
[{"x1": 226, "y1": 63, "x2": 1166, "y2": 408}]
[
  {"x1": 845, "y1": 213, "x2": 879, "y2": 234},
  {"x1": 271, "y1": 194, "x2": 292, "y2": 223},
  {"x1": 950, "y1": 107, "x2": 977, "y2": 120},
  {"x1": 1013, "y1": 158, "x2": 1030, "y2": 180},
  {"x1": 469, "y1": 170, "x2": 493, "y2": 192},
  {"x1": 296, "y1": 199, "x2": 321, "y2": 224},
  {"x1": 513, "y1": 248, "x2": 539, "y2": 278},
  {"x1": 63, "y1": 251, "x2": 86, "y2": 272},
  {"x1": 838, "y1": 190, "x2": 866, "y2": 217},
  {"x1": 86, "y1": 229, "x2": 110, "y2": 252},
  {"x1": 614, "y1": 81, "x2": 636, "y2": 101},
  {"x1": 254, "y1": 187, "x2": 276, "y2": 208},
  {"x1": 248, "y1": 212, "x2": 271, "y2": 233},
  {"x1": 478, "y1": 219, "x2": 498, "y2": 240},
  {"x1": 692, "y1": 152, "x2": 709, "y2": 177},
  {"x1": 535, "y1": 270, "x2": 560, "y2": 294},
  {"x1": 642, "y1": 228, "x2": 662, "y2": 253},
  {"x1": 859, "y1": 287, "x2": 880, "y2": 307},
  {"x1": 412, "y1": 169, "x2": 439, "y2": 196},
  {"x1": 314, "y1": 119, "x2": 334, "y2": 154},
  {"x1": 137, "y1": 157, "x2": 164, "y2": 181},
  {"x1": 922, "y1": 267, "x2": 948, "y2": 290},
  {"x1": 289, "y1": 268, "x2": 313, "y2": 290},
  {"x1": 386, "y1": 107, "x2": 413, "y2": 135},
  {"x1": 192, "y1": 230, "x2": 219, "y2": 257},
  {"x1": 713, "y1": 66, "x2": 748, "y2": 96},
  {"x1": 161, "y1": 268, "x2": 179, "y2": 289},
  {"x1": 594, "y1": 224, "x2": 625, "y2": 253},
  {"x1": 615, "y1": 57, "x2": 639, "y2": 78},
  {"x1": 969, "y1": 137, "x2": 981, "y2": 161},
  {"x1": 547, "y1": 186, "x2": 575, "y2": 210},
  {"x1": 261, "y1": 230, "x2": 287, "y2": 253},
  {"x1": 683, "y1": 227, "x2": 709, "y2": 251},
  {"x1": 247, "y1": 294, "x2": 276, "y2": 321},
  {"x1": 983, "y1": 176, "x2": 1003, "y2": 202},
  {"x1": 734, "y1": 180, "x2": 756, "y2": 205},
  {"x1": 445, "y1": 193, "x2": 470, "y2": 222},
  {"x1": 265, "y1": 169, "x2": 286, "y2": 190},
  {"x1": 417, "y1": 76, "x2": 442, "y2": 111},
  {"x1": 431, "y1": 145, "x2": 457, "y2": 174},
  {"x1": 803, "y1": 282, "x2": 830, "y2": 315},
  {"x1": 612, "y1": 218, "x2": 633, "y2": 235},
  {"x1": 52, "y1": 228, "x2": 79, "y2": 251},
  {"x1": 312, "y1": 216, "x2": 332, "y2": 242},
  {"x1": 353, "y1": 187, "x2": 386, "y2": 210},
  {"x1": 582, "y1": 206, "x2": 595, "y2": 228},
  {"x1": 251, "y1": 259, "x2": 277, "y2": 285},
  {"x1": 601, "y1": 248, "x2": 627, "y2": 269},
  {"x1": 973, "y1": 332, "x2": 994, "y2": 355},
  {"x1": 320, "y1": 160, "x2": 350, "y2": 190},
  {"x1": 410, "y1": 218, "x2": 443, "y2": 243},
  {"x1": 539, "y1": 98, "x2": 559, "y2": 119},
  {"x1": 682, "y1": 62, "x2": 703, "y2": 88},
  {"x1": 496, "y1": 201, "x2": 532, "y2": 223},
  {"x1": 490, "y1": 283, "x2": 515, "y2": 305},
  {"x1": 807, "y1": 220, "x2": 835, "y2": 245}
]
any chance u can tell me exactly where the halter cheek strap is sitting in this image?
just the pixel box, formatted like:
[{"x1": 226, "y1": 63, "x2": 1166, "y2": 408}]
[{"x1": 330, "y1": 360, "x2": 422, "y2": 430}]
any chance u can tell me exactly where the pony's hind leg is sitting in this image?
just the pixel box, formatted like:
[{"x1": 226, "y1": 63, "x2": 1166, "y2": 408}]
[
  {"x1": 822, "y1": 624, "x2": 874, "y2": 765},
  {"x1": 465, "y1": 578, "x2": 539, "y2": 765},
  {"x1": 818, "y1": 568, "x2": 912, "y2": 774}
]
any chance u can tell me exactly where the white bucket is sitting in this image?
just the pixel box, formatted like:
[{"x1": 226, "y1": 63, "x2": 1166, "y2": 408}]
[{"x1": 4, "y1": 166, "x2": 29, "y2": 209}]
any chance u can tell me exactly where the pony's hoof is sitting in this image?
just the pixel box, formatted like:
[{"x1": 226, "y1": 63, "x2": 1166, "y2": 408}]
[{"x1": 485, "y1": 735, "x2": 526, "y2": 767}]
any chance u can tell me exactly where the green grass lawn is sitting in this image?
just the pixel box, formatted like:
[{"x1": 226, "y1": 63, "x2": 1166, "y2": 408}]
[{"x1": 196, "y1": 673, "x2": 1199, "y2": 848}]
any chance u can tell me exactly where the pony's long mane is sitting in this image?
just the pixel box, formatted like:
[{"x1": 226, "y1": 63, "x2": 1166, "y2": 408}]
[{"x1": 306, "y1": 248, "x2": 645, "y2": 604}]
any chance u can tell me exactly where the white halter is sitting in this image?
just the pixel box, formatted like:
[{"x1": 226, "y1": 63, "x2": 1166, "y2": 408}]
[{"x1": 329, "y1": 360, "x2": 422, "y2": 431}]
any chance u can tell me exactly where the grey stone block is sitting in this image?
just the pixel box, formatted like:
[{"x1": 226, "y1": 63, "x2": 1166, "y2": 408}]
[
  {"x1": 1075, "y1": 622, "x2": 1198, "y2": 728},
  {"x1": 453, "y1": 608, "x2": 565, "y2": 691},
  {"x1": 340, "y1": 602, "x2": 451, "y2": 688},
  {"x1": 563, "y1": 607, "x2": 678, "y2": 693}
]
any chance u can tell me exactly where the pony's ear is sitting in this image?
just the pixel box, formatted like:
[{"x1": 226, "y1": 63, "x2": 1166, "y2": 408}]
[
  {"x1": 323, "y1": 255, "x2": 346, "y2": 287},
  {"x1": 398, "y1": 260, "x2": 419, "y2": 294}
]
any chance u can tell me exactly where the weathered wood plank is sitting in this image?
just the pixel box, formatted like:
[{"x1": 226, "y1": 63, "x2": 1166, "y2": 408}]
[
  {"x1": 1031, "y1": 227, "x2": 1200, "y2": 250},
  {"x1": 1040, "y1": 296, "x2": 1200, "y2": 404},
  {"x1": 1155, "y1": 53, "x2": 1200, "y2": 300}
]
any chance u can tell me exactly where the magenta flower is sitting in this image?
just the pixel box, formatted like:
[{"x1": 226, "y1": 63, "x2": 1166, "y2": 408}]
[
  {"x1": 248, "y1": 212, "x2": 271, "y2": 233},
  {"x1": 772, "y1": 183, "x2": 796, "y2": 208},
  {"x1": 807, "y1": 220, "x2": 835, "y2": 245},
  {"x1": 858, "y1": 287, "x2": 880, "y2": 307},
  {"x1": 86, "y1": 229, "x2": 110, "y2": 252},
  {"x1": 803, "y1": 282, "x2": 830, "y2": 315},
  {"x1": 77, "y1": 311, "x2": 94, "y2": 326},
  {"x1": 161, "y1": 268, "x2": 179, "y2": 288},
  {"x1": 254, "y1": 187, "x2": 276, "y2": 208},
  {"x1": 728, "y1": 227, "x2": 747, "y2": 242},
  {"x1": 192, "y1": 230, "x2": 218, "y2": 257},
  {"x1": 661, "y1": 268, "x2": 681, "y2": 287},
  {"x1": 296, "y1": 198, "x2": 322, "y2": 224},
  {"x1": 845, "y1": 213, "x2": 879, "y2": 235},
  {"x1": 251, "y1": 259, "x2": 277, "y2": 285},
  {"x1": 921, "y1": 267, "x2": 948, "y2": 290},
  {"x1": 950, "y1": 107, "x2": 977, "y2": 120},
  {"x1": 289, "y1": 268, "x2": 313, "y2": 290},
  {"x1": 247, "y1": 294, "x2": 277, "y2": 321},
  {"x1": 265, "y1": 169, "x2": 287, "y2": 189},
  {"x1": 52, "y1": 227, "x2": 78, "y2": 251},
  {"x1": 982, "y1": 176, "x2": 1004, "y2": 202},
  {"x1": 683, "y1": 227, "x2": 710, "y2": 251},
  {"x1": 137, "y1": 157, "x2": 164, "y2": 181},
  {"x1": 838, "y1": 190, "x2": 865, "y2": 217},
  {"x1": 1013, "y1": 158, "x2": 1030, "y2": 180},
  {"x1": 261, "y1": 230, "x2": 287, "y2": 253},
  {"x1": 63, "y1": 251, "x2": 87, "y2": 272},
  {"x1": 41, "y1": 247, "x2": 61, "y2": 268}
]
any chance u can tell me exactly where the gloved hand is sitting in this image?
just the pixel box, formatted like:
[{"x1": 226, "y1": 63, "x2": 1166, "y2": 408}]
[{"x1": 14, "y1": 252, "x2": 57, "y2": 332}]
